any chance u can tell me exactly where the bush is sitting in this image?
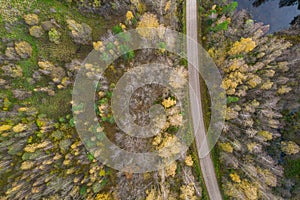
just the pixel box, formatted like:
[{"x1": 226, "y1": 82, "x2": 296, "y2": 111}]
[
  {"x1": 15, "y1": 41, "x2": 32, "y2": 59},
  {"x1": 112, "y1": 25, "x2": 123, "y2": 34},
  {"x1": 29, "y1": 26, "x2": 44, "y2": 38},
  {"x1": 23, "y1": 13, "x2": 39, "y2": 25},
  {"x1": 48, "y1": 28, "x2": 61, "y2": 44}
]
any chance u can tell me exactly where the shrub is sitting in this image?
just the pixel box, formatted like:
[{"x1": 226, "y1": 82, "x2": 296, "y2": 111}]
[{"x1": 48, "y1": 28, "x2": 61, "y2": 44}]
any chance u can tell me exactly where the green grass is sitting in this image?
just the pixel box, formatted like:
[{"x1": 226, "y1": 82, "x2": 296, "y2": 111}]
[
  {"x1": 211, "y1": 146, "x2": 221, "y2": 179},
  {"x1": 34, "y1": 0, "x2": 109, "y2": 40},
  {"x1": 0, "y1": 0, "x2": 109, "y2": 120},
  {"x1": 35, "y1": 89, "x2": 72, "y2": 119},
  {"x1": 284, "y1": 158, "x2": 300, "y2": 179},
  {"x1": 182, "y1": 0, "x2": 186, "y2": 35},
  {"x1": 0, "y1": 19, "x2": 40, "y2": 91},
  {"x1": 190, "y1": 142, "x2": 209, "y2": 200}
]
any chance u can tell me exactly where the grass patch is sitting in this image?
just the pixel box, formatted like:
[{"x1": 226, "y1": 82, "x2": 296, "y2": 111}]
[
  {"x1": 26, "y1": 89, "x2": 72, "y2": 119},
  {"x1": 284, "y1": 158, "x2": 300, "y2": 179},
  {"x1": 0, "y1": 21, "x2": 40, "y2": 91},
  {"x1": 0, "y1": 0, "x2": 109, "y2": 118},
  {"x1": 31, "y1": 0, "x2": 109, "y2": 40}
]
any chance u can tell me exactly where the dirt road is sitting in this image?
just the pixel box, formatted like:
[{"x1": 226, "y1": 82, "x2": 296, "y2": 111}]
[{"x1": 186, "y1": 0, "x2": 223, "y2": 199}]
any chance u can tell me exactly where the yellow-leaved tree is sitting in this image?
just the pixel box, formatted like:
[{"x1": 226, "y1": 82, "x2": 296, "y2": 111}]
[
  {"x1": 95, "y1": 193, "x2": 113, "y2": 200},
  {"x1": 281, "y1": 141, "x2": 300, "y2": 155},
  {"x1": 136, "y1": 12, "x2": 160, "y2": 39}
]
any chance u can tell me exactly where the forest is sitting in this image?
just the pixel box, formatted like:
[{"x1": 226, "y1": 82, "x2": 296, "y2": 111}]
[{"x1": 0, "y1": 0, "x2": 299, "y2": 199}]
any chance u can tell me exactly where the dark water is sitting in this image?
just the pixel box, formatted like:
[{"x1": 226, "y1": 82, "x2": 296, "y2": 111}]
[{"x1": 236, "y1": 0, "x2": 300, "y2": 33}]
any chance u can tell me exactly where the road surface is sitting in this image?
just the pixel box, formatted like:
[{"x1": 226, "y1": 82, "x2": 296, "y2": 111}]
[{"x1": 186, "y1": 0, "x2": 223, "y2": 199}]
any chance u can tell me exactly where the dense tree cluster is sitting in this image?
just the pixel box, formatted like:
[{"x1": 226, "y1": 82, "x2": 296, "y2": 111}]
[{"x1": 203, "y1": 2, "x2": 299, "y2": 199}]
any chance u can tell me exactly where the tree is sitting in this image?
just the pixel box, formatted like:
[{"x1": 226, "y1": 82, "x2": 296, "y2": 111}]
[
  {"x1": 219, "y1": 142, "x2": 234, "y2": 153},
  {"x1": 281, "y1": 141, "x2": 300, "y2": 155},
  {"x1": 228, "y1": 38, "x2": 256, "y2": 55},
  {"x1": 180, "y1": 184, "x2": 197, "y2": 200},
  {"x1": 95, "y1": 193, "x2": 112, "y2": 200},
  {"x1": 136, "y1": 12, "x2": 160, "y2": 39},
  {"x1": 126, "y1": 11, "x2": 134, "y2": 22},
  {"x1": 230, "y1": 172, "x2": 241, "y2": 183}
]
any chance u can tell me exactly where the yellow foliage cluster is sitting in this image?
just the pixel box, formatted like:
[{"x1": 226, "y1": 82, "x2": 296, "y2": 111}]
[
  {"x1": 152, "y1": 134, "x2": 162, "y2": 146},
  {"x1": 247, "y1": 75, "x2": 262, "y2": 88},
  {"x1": 0, "y1": 0, "x2": 35, "y2": 23},
  {"x1": 162, "y1": 97, "x2": 176, "y2": 108},
  {"x1": 0, "y1": 125, "x2": 12, "y2": 133},
  {"x1": 126, "y1": 11, "x2": 134, "y2": 21},
  {"x1": 24, "y1": 141, "x2": 51, "y2": 153},
  {"x1": 120, "y1": 23, "x2": 126, "y2": 30},
  {"x1": 227, "y1": 59, "x2": 241, "y2": 72},
  {"x1": 179, "y1": 184, "x2": 197, "y2": 200},
  {"x1": 281, "y1": 141, "x2": 300, "y2": 155},
  {"x1": 93, "y1": 41, "x2": 103, "y2": 51},
  {"x1": 99, "y1": 169, "x2": 106, "y2": 176},
  {"x1": 230, "y1": 173, "x2": 241, "y2": 183},
  {"x1": 277, "y1": 61, "x2": 290, "y2": 72},
  {"x1": 264, "y1": 69, "x2": 275, "y2": 77},
  {"x1": 31, "y1": 187, "x2": 40, "y2": 194},
  {"x1": 130, "y1": 0, "x2": 145, "y2": 13},
  {"x1": 15, "y1": 41, "x2": 33, "y2": 59},
  {"x1": 165, "y1": 106, "x2": 182, "y2": 128},
  {"x1": 164, "y1": 1, "x2": 171, "y2": 12},
  {"x1": 229, "y1": 38, "x2": 256, "y2": 55},
  {"x1": 12, "y1": 123, "x2": 26, "y2": 133},
  {"x1": 136, "y1": 12, "x2": 160, "y2": 39},
  {"x1": 224, "y1": 180, "x2": 258, "y2": 200},
  {"x1": 219, "y1": 142, "x2": 234, "y2": 153},
  {"x1": 18, "y1": 107, "x2": 29, "y2": 112},
  {"x1": 145, "y1": 188, "x2": 163, "y2": 200},
  {"x1": 247, "y1": 142, "x2": 258, "y2": 153},
  {"x1": 98, "y1": 103, "x2": 109, "y2": 119},
  {"x1": 239, "y1": 180, "x2": 258, "y2": 200},
  {"x1": 185, "y1": 155, "x2": 194, "y2": 167},
  {"x1": 95, "y1": 193, "x2": 112, "y2": 200},
  {"x1": 38, "y1": 61, "x2": 55, "y2": 71},
  {"x1": 257, "y1": 130, "x2": 272, "y2": 141},
  {"x1": 6, "y1": 183, "x2": 22, "y2": 196},
  {"x1": 8, "y1": 65, "x2": 23, "y2": 78},
  {"x1": 2, "y1": 98, "x2": 10, "y2": 111},
  {"x1": 277, "y1": 86, "x2": 292, "y2": 95},
  {"x1": 29, "y1": 25, "x2": 44, "y2": 38},
  {"x1": 166, "y1": 162, "x2": 177, "y2": 177},
  {"x1": 157, "y1": 134, "x2": 181, "y2": 158},
  {"x1": 260, "y1": 80, "x2": 273, "y2": 90},
  {"x1": 23, "y1": 13, "x2": 39, "y2": 25},
  {"x1": 225, "y1": 107, "x2": 239, "y2": 120},
  {"x1": 20, "y1": 161, "x2": 34, "y2": 170},
  {"x1": 257, "y1": 167, "x2": 277, "y2": 187},
  {"x1": 207, "y1": 47, "x2": 226, "y2": 66},
  {"x1": 222, "y1": 71, "x2": 247, "y2": 95},
  {"x1": 251, "y1": 99, "x2": 260, "y2": 107}
]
